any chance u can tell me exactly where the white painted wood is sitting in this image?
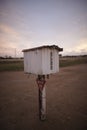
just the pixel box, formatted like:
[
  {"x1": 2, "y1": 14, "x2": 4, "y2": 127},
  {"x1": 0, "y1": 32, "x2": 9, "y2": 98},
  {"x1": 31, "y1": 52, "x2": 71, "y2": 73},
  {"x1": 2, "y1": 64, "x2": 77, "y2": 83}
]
[{"x1": 23, "y1": 46, "x2": 60, "y2": 75}]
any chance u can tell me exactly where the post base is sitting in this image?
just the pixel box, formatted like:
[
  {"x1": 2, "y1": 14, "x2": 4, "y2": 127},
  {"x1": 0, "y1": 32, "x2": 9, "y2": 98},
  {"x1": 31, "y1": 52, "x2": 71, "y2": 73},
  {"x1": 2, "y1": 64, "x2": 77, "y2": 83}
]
[{"x1": 40, "y1": 114, "x2": 46, "y2": 121}]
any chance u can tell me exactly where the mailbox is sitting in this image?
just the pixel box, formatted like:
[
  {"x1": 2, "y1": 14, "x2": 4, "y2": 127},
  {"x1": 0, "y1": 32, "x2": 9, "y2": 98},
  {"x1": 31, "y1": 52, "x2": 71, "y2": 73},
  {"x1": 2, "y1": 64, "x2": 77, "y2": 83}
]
[
  {"x1": 22, "y1": 45, "x2": 63, "y2": 120},
  {"x1": 22, "y1": 45, "x2": 63, "y2": 75}
]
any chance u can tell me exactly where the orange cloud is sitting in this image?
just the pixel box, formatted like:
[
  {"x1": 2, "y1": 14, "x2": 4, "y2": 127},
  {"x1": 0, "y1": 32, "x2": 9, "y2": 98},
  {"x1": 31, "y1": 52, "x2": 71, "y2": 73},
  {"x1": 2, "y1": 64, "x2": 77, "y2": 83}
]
[
  {"x1": 0, "y1": 23, "x2": 22, "y2": 48},
  {"x1": 0, "y1": 24, "x2": 19, "y2": 37},
  {"x1": 0, "y1": 23, "x2": 32, "y2": 56}
]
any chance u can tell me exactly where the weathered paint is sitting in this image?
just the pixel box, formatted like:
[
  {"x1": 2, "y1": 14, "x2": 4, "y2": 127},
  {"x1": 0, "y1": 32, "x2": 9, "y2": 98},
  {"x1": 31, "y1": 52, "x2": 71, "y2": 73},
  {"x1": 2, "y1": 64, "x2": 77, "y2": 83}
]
[
  {"x1": 37, "y1": 75, "x2": 46, "y2": 120},
  {"x1": 38, "y1": 85, "x2": 46, "y2": 120},
  {"x1": 23, "y1": 47, "x2": 60, "y2": 75}
]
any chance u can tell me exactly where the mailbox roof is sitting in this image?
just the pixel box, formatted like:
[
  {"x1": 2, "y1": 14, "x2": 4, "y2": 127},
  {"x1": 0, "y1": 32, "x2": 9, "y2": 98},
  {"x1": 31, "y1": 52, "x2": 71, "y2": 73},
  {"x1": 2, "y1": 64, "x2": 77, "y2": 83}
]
[{"x1": 22, "y1": 45, "x2": 63, "y2": 52}]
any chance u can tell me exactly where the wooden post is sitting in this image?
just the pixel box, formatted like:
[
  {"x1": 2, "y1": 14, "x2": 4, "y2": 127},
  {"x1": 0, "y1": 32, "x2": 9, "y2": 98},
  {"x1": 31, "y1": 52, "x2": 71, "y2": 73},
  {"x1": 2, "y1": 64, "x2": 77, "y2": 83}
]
[{"x1": 36, "y1": 75, "x2": 46, "y2": 120}]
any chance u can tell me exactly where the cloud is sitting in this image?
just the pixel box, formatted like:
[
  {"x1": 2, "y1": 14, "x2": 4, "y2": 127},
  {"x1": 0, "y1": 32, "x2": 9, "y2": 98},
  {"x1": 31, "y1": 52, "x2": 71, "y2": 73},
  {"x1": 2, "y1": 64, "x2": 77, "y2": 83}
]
[
  {"x1": 0, "y1": 23, "x2": 20, "y2": 38},
  {"x1": 63, "y1": 38, "x2": 87, "y2": 55},
  {"x1": 0, "y1": 23, "x2": 32, "y2": 56},
  {"x1": 0, "y1": 23, "x2": 26, "y2": 48},
  {"x1": 0, "y1": 24, "x2": 21, "y2": 56},
  {"x1": 76, "y1": 39, "x2": 87, "y2": 52}
]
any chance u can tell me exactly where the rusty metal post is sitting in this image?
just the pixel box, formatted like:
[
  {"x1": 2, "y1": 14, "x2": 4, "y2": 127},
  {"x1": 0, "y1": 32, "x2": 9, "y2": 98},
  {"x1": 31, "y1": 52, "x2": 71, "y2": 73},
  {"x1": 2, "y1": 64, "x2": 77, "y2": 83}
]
[{"x1": 36, "y1": 75, "x2": 46, "y2": 120}]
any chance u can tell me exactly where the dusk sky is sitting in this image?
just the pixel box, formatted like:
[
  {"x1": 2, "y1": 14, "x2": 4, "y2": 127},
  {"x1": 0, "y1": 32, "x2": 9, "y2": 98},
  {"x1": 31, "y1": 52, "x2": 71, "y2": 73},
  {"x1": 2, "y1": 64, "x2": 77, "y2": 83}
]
[{"x1": 0, "y1": 0, "x2": 87, "y2": 56}]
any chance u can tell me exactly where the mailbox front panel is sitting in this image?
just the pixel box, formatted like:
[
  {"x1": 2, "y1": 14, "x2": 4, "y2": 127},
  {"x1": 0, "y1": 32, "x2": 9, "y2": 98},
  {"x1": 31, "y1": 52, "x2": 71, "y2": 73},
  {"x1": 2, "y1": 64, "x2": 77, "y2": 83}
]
[{"x1": 24, "y1": 50, "x2": 42, "y2": 74}]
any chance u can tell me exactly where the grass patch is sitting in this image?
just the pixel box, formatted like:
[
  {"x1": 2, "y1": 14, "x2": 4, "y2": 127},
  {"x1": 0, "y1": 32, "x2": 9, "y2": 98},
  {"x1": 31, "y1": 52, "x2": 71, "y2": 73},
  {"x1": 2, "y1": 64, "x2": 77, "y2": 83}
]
[
  {"x1": 0, "y1": 60, "x2": 24, "y2": 72},
  {"x1": 60, "y1": 57, "x2": 87, "y2": 67}
]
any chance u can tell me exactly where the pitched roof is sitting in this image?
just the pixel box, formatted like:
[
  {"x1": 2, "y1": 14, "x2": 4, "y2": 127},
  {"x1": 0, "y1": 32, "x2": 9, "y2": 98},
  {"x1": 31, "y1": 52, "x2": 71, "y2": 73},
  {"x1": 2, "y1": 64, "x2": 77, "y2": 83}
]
[{"x1": 22, "y1": 45, "x2": 63, "y2": 52}]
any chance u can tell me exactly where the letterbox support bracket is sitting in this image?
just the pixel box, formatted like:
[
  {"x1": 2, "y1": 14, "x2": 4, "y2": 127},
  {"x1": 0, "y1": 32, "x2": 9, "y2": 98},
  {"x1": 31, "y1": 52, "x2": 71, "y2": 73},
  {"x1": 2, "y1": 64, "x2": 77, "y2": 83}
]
[{"x1": 36, "y1": 75, "x2": 46, "y2": 121}]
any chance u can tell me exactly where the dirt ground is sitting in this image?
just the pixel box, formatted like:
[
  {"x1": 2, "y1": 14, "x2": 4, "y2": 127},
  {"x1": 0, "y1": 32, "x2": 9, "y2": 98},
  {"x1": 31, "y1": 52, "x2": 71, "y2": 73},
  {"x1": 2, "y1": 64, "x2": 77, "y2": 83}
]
[{"x1": 0, "y1": 64, "x2": 87, "y2": 130}]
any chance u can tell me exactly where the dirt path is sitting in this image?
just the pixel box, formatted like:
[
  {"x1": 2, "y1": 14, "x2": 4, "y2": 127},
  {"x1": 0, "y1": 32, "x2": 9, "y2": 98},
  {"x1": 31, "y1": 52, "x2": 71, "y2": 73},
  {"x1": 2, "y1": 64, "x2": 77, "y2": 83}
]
[{"x1": 0, "y1": 64, "x2": 87, "y2": 130}]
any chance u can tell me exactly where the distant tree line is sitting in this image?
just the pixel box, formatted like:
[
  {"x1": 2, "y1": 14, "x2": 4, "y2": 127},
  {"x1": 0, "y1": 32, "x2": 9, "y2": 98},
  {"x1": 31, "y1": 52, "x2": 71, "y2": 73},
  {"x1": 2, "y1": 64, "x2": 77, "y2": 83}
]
[
  {"x1": 0, "y1": 56, "x2": 24, "y2": 59},
  {"x1": 60, "y1": 55, "x2": 87, "y2": 58}
]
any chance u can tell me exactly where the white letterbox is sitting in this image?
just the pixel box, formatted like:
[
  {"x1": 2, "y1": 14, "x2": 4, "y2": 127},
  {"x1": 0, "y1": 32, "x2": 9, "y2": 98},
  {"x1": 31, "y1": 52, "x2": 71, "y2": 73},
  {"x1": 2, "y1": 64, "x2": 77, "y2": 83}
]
[{"x1": 22, "y1": 45, "x2": 63, "y2": 75}]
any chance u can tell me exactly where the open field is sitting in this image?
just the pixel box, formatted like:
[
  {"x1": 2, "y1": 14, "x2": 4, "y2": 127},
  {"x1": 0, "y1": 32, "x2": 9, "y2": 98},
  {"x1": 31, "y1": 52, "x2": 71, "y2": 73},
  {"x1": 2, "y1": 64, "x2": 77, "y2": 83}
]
[
  {"x1": 60, "y1": 56, "x2": 87, "y2": 67},
  {"x1": 0, "y1": 59, "x2": 24, "y2": 71},
  {"x1": 0, "y1": 64, "x2": 87, "y2": 130},
  {"x1": 0, "y1": 56, "x2": 87, "y2": 71}
]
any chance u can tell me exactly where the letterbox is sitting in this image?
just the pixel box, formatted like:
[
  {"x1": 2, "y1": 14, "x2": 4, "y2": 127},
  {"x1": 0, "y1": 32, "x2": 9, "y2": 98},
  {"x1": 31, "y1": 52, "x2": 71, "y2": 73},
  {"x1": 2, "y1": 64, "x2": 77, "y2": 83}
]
[{"x1": 22, "y1": 45, "x2": 63, "y2": 75}]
